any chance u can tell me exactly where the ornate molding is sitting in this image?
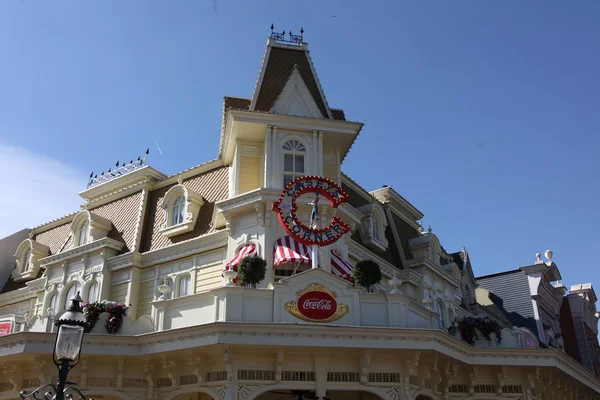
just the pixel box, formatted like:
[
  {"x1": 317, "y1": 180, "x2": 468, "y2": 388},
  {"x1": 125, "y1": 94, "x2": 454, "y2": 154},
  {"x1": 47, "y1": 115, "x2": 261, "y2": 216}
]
[{"x1": 40, "y1": 238, "x2": 124, "y2": 267}]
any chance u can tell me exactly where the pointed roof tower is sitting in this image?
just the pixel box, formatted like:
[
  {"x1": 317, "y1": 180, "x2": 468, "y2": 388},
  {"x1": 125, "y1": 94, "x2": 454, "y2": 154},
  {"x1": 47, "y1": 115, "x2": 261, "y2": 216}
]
[{"x1": 250, "y1": 26, "x2": 335, "y2": 120}]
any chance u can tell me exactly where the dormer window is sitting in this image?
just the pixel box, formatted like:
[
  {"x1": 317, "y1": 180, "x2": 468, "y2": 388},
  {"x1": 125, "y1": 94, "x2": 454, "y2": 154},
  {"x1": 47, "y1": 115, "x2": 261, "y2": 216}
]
[
  {"x1": 22, "y1": 249, "x2": 31, "y2": 271},
  {"x1": 372, "y1": 218, "x2": 380, "y2": 241},
  {"x1": 283, "y1": 140, "x2": 305, "y2": 187},
  {"x1": 13, "y1": 239, "x2": 50, "y2": 282},
  {"x1": 357, "y1": 203, "x2": 389, "y2": 252},
  {"x1": 172, "y1": 196, "x2": 185, "y2": 226},
  {"x1": 160, "y1": 182, "x2": 205, "y2": 238},
  {"x1": 78, "y1": 221, "x2": 89, "y2": 246},
  {"x1": 71, "y1": 211, "x2": 112, "y2": 247}
]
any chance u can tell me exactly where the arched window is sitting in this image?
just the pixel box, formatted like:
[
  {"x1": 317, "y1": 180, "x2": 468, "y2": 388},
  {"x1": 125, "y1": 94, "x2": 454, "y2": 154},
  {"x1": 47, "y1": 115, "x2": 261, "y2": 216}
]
[
  {"x1": 283, "y1": 140, "x2": 305, "y2": 187},
  {"x1": 46, "y1": 293, "x2": 58, "y2": 314},
  {"x1": 372, "y1": 218, "x2": 380, "y2": 241},
  {"x1": 22, "y1": 248, "x2": 31, "y2": 271},
  {"x1": 435, "y1": 300, "x2": 445, "y2": 328},
  {"x1": 64, "y1": 282, "x2": 82, "y2": 307},
  {"x1": 78, "y1": 221, "x2": 89, "y2": 246},
  {"x1": 87, "y1": 281, "x2": 99, "y2": 302},
  {"x1": 177, "y1": 275, "x2": 191, "y2": 297},
  {"x1": 172, "y1": 196, "x2": 185, "y2": 226}
]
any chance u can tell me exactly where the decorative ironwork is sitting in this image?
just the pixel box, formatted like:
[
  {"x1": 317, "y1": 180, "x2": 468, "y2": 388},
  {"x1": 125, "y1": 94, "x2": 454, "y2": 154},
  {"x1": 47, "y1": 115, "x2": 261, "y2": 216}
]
[
  {"x1": 270, "y1": 24, "x2": 304, "y2": 44},
  {"x1": 86, "y1": 149, "x2": 149, "y2": 189},
  {"x1": 19, "y1": 384, "x2": 90, "y2": 400}
]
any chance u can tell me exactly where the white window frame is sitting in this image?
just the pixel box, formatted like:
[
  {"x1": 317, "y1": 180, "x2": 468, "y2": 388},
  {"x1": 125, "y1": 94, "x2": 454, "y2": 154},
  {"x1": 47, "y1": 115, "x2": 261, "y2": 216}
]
[
  {"x1": 78, "y1": 220, "x2": 89, "y2": 246},
  {"x1": 176, "y1": 274, "x2": 192, "y2": 298},
  {"x1": 435, "y1": 299, "x2": 445, "y2": 328},
  {"x1": 160, "y1": 184, "x2": 204, "y2": 238},
  {"x1": 86, "y1": 281, "x2": 100, "y2": 303},
  {"x1": 282, "y1": 138, "x2": 307, "y2": 187}
]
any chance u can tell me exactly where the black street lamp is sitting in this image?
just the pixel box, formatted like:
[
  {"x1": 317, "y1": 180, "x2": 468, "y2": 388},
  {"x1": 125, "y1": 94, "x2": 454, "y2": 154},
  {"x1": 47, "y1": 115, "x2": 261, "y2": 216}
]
[{"x1": 20, "y1": 292, "x2": 90, "y2": 400}]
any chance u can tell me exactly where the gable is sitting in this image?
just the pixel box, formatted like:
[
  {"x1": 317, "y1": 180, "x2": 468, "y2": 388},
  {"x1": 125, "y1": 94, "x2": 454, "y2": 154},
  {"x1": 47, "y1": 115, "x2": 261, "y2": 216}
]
[
  {"x1": 252, "y1": 46, "x2": 331, "y2": 118},
  {"x1": 271, "y1": 67, "x2": 323, "y2": 118}
]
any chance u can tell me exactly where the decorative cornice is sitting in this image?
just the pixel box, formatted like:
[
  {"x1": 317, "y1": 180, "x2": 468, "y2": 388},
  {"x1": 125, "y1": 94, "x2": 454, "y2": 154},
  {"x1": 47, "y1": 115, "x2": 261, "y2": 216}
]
[
  {"x1": 0, "y1": 287, "x2": 36, "y2": 307},
  {"x1": 31, "y1": 212, "x2": 79, "y2": 236},
  {"x1": 141, "y1": 230, "x2": 228, "y2": 267},
  {"x1": 40, "y1": 238, "x2": 125, "y2": 267},
  {"x1": 83, "y1": 180, "x2": 151, "y2": 208},
  {"x1": 2, "y1": 323, "x2": 599, "y2": 393},
  {"x1": 216, "y1": 189, "x2": 281, "y2": 214}
]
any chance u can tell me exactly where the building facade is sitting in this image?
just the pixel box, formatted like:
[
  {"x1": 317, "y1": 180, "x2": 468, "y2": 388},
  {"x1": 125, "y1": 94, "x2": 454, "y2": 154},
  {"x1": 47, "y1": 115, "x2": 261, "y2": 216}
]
[{"x1": 0, "y1": 32, "x2": 599, "y2": 400}]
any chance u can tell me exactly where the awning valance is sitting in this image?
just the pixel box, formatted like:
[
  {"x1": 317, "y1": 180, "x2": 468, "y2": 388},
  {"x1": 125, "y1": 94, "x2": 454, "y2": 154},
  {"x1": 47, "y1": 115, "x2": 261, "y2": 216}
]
[
  {"x1": 223, "y1": 243, "x2": 257, "y2": 274},
  {"x1": 331, "y1": 249, "x2": 354, "y2": 282},
  {"x1": 273, "y1": 237, "x2": 312, "y2": 267}
]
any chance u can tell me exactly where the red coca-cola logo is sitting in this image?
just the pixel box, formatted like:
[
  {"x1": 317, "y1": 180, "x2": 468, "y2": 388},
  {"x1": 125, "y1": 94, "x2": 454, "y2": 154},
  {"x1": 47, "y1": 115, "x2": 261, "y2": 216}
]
[{"x1": 297, "y1": 291, "x2": 337, "y2": 320}]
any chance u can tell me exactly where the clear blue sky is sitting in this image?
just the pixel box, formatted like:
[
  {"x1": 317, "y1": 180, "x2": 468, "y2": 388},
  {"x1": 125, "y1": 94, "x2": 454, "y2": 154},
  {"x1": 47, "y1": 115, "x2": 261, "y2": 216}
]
[{"x1": 1, "y1": 1, "x2": 599, "y2": 287}]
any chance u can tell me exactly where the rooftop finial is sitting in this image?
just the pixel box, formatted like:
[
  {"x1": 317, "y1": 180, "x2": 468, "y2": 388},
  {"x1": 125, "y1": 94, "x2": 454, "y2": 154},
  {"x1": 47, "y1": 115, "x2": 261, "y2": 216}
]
[
  {"x1": 269, "y1": 25, "x2": 304, "y2": 44},
  {"x1": 535, "y1": 253, "x2": 543, "y2": 264},
  {"x1": 86, "y1": 149, "x2": 151, "y2": 189}
]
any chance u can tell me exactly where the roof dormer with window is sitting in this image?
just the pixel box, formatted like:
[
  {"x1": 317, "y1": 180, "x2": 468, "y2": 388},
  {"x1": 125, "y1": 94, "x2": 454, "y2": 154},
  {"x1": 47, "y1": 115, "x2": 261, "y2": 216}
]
[
  {"x1": 159, "y1": 180, "x2": 205, "y2": 238},
  {"x1": 356, "y1": 202, "x2": 389, "y2": 252},
  {"x1": 12, "y1": 239, "x2": 50, "y2": 281},
  {"x1": 70, "y1": 210, "x2": 112, "y2": 246}
]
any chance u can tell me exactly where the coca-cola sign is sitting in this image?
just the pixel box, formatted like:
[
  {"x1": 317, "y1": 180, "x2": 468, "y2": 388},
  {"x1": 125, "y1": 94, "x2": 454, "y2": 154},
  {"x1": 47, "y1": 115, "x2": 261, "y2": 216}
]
[{"x1": 285, "y1": 284, "x2": 349, "y2": 323}]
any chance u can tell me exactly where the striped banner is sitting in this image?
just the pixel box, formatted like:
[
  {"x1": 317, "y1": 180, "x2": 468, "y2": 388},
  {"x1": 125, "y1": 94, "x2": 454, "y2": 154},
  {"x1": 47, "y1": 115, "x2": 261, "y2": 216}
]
[
  {"x1": 273, "y1": 236, "x2": 312, "y2": 266},
  {"x1": 223, "y1": 243, "x2": 257, "y2": 275},
  {"x1": 331, "y1": 249, "x2": 354, "y2": 283}
]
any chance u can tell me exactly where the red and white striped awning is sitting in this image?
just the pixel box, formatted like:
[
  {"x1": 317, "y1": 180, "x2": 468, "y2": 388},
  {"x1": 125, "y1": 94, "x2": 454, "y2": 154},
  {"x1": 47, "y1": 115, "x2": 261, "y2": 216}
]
[
  {"x1": 331, "y1": 249, "x2": 354, "y2": 282},
  {"x1": 273, "y1": 237, "x2": 312, "y2": 267},
  {"x1": 223, "y1": 243, "x2": 257, "y2": 274}
]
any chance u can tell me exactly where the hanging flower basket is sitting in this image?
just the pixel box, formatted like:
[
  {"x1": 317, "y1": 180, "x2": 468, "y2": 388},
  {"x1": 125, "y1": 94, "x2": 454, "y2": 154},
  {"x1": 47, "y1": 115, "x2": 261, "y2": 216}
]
[
  {"x1": 82, "y1": 301, "x2": 106, "y2": 333},
  {"x1": 104, "y1": 301, "x2": 130, "y2": 334},
  {"x1": 83, "y1": 300, "x2": 130, "y2": 334}
]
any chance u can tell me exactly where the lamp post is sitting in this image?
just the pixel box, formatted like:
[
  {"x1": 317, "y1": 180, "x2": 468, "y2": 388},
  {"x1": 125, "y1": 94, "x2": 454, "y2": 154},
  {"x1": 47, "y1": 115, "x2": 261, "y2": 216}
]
[{"x1": 20, "y1": 292, "x2": 90, "y2": 400}]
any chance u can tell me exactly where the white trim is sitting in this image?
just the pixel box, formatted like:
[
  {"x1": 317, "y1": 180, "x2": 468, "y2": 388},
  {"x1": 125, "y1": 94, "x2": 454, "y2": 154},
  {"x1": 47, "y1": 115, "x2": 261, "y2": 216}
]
[{"x1": 271, "y1": 67, "x2": 323, "y2": 118}]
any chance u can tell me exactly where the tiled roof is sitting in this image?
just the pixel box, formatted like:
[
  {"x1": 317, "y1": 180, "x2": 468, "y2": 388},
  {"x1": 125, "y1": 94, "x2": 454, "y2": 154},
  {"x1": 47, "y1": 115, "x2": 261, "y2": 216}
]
[
  {"x1": 89, "y1": 191, "x2": 143, "y2": 253},
  {"x1": 331, "y1": 109, "x2": 346, "y2": 121},
  {"x1": 254, "y1": 46, "x2": 329, "y2": 118},
  {"x1": 391, "y1": 213, "x2": 420, "y2": 261},
  {"x1": 141, "y1": 165, "x2": 229, "y2": 252},
  {"x1": 224, "y1": 96, "x2": 250, "y2": 111},
  {"x1": 34, "y1": 222, "x2": 73, "y2": 255}
]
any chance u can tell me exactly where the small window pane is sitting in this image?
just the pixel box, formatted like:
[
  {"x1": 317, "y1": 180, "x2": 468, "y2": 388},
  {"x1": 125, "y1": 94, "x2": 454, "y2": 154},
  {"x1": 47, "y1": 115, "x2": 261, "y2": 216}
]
[
  {"x1": 179, "y1": 275, "x2": 190, "y2": 297},
  {"x1": 295, "y1": 155, "x2": 304, "y2": 173},
  {"x1": 284, "y1": 154, "x2": 294, "y2": 172},
  {"x1": 284, "y1": 175, "x2": 294, "y2": 187},
  {"x1": 372, "y1": 218, "x2": 379, "y2": 240},
  {"x1": 23, "y1": 249, "x2": 31, "y2": 271},
  {"x1": 47, "y1": 294, "x2": 57, "y2": 312},
  {"x1": 79, "y1": 221, "x2": 89, "y2": 246},
  {"x1": 172, "y1": 196, "x2": 185, "y2": 226},
  {"x1": 87, "y1": 282, "x2": 99, "y2": 302}
]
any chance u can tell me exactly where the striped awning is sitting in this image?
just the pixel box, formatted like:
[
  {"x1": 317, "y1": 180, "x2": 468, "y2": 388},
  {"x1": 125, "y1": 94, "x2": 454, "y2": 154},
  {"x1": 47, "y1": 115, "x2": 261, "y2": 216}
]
[
  {"x1": 273, "y1": 237, "x2": 312, "y2": 267},
  {"x1": 223, "y1": 243, "x2": 257, "y2": 274},
  {"x1": 331, "y1": 249, "x2": 354, "y2": 283}
]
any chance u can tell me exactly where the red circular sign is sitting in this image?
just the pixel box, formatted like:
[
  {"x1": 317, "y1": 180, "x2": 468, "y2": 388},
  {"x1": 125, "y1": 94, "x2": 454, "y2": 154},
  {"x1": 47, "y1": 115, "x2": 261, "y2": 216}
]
[{"x1": 297, "y1": 290, "x2": 338, "y2": 321}]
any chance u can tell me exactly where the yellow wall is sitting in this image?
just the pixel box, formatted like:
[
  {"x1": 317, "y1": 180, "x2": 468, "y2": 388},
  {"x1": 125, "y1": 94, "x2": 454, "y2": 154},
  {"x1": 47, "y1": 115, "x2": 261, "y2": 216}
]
[
  {"x1": 110, "y1": 283, "x2": 128, "y2": 305},
  {"x1": 137, "y1": 281, "x2": 155, "y2": 317},
  {"x1": 238, "y1": 154, "x2": 262, "y2": 194},
  {"x1": 195, "y1": 264, "x2": 222, "y2": 293}
]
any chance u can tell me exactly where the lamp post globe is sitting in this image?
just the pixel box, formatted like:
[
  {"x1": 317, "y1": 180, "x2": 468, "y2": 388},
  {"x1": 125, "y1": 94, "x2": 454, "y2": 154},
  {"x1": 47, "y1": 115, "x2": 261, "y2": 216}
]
[
  {"x1": 20, "y1": 291, "x2": 90, "y2": 400},
  {"x1": 53, "y1": 292, "x2": 87, "y2": 365}
]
